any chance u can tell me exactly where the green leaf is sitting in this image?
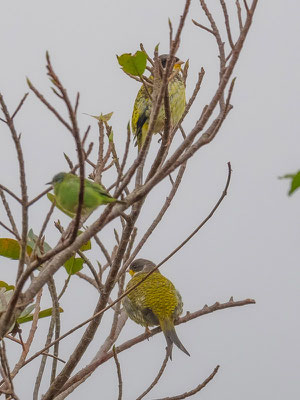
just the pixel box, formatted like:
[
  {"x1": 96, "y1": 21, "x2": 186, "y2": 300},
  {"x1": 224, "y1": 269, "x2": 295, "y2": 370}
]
[
  {"x1": 117, "y1": 51, "x2": 147, "y2": 76},
  {"x1": 108, "y1": 130, "x2": 114, "y2": 142},
  {"x1": 64, "y1": 256, "x2": 84, "y2": 275},
  {"x1": 77, "y1": 231, "x2": 91, "y2": 252},
  {"x1": 0, "y1": 281, "x2": 15, "y2": 291},
  {"x1": 0, "y1": 238, "x2": 32, "y2": 260},
  {"x1": 27, "y1": 229, "x2": 52, "y2": 255},
  {"x1": 280, "y1": 171, "x2": 300, "y2": 195},
  {"x1": 17, "y1": 307, "x2": 64, "y2": 324},
  {"x1": 83, "y1": 111, "x2": 113, "y2": 122},
  {"x1": 47, "y1": 192, "x2": 75, "y2": 218}
]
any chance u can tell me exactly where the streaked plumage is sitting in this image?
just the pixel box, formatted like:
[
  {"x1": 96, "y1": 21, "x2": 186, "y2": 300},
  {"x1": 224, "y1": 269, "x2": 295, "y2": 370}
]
[
  {"x1": 123, "y1": 258, "x2": 190, "y2": 359},
  {"x1": 49, "y1": 172, "x2": 123, "y2": 216},
  {"x1": 131, "y1": 54, "x2": 186, "y2": 150}
]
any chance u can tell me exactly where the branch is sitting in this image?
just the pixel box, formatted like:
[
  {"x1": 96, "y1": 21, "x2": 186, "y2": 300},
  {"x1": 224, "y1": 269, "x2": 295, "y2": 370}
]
[
  {"x1": 0, "y1": 93, "x2": 28, "y2": 282},
  {"x1": 57, "y1": 297, "x2": 255, "y2": 394},
  {"x1": 136, "y1": 350, "x2": 169, "y2": 400},
  {"x1": 112, "y1": 346, "x2": 123, "y2": 400},
  {"x1": 154, "y1": 365, "x2": 219, "y2": 400}
]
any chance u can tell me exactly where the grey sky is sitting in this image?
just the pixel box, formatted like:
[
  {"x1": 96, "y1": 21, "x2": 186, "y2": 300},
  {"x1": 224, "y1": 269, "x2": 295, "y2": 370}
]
[{"x1": 0, "y1": 0, "x2": 299, "y2": 399}]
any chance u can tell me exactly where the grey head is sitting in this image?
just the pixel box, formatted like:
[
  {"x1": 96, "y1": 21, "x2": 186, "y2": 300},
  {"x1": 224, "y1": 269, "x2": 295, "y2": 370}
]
[
  {"x1": 159, "y1": 54, "x2": 180, "y2": 68},
  {"x1": 129, "y1": 258, "x2": 157, "y2": 274},
  {"x1": 48, "y1": 172, "x2": 67, "y2": 185}
]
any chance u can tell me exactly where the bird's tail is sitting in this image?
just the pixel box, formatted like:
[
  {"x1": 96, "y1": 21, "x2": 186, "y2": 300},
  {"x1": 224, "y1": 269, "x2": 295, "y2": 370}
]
[{"x1": 160, "y1": 318, "x2": 190, "y2": 360}]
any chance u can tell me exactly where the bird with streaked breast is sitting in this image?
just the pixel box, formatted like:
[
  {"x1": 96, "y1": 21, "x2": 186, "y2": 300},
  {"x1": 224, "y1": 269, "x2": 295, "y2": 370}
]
[
  {"x1": 123, "y1": 258, "x2": 190, "y2": 359},
  {"x1": 131, "y1": 54, "x2": 186, "y2": 150},
  {"x1": 48, "y1": 172, "x2": 124, "y2": 217}
]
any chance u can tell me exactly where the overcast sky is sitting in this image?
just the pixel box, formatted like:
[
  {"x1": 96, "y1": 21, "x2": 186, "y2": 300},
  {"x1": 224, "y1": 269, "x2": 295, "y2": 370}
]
[{"x1": 0, "y1": 1, "x2": 299, "y2": 399}]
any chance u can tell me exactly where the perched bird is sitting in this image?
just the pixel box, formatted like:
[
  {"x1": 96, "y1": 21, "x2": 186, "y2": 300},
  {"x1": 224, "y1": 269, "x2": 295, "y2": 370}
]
[
  {"x1": 48, "y1": 172, "x2": 124, "y2": 216},
  {"x1": 123, "y1": 258, "x2": 190, "y2": 359},
  {"x1": 131, "y1": 54, "x2": 186, "y2": 150}
]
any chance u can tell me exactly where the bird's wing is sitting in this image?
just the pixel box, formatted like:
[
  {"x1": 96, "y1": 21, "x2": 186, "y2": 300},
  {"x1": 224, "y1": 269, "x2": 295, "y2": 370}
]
[
  {"x1": 83, "y1": 179, "x2": 112, "y2": 197},
  {"x1": 135, "y1": 110, "x2": 148, "y2": 144}
]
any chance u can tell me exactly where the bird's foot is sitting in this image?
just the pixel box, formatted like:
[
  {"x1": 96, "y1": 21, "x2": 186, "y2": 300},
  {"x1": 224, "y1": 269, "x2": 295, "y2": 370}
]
[{"x1": 145, "y1": 326, "x2": 152, "y2": 340}]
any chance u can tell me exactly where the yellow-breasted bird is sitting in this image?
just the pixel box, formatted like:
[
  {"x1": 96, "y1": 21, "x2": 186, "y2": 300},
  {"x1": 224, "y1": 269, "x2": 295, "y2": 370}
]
[
  {"x1": 48, "y1": 172, "x2": 124, "y2": 217},
  {"x1": 123, "y1": 258, "x2": 190, "y2": 359},
  {"x1": 131, "y1": 54, "x2": 186, "y2": 150}
]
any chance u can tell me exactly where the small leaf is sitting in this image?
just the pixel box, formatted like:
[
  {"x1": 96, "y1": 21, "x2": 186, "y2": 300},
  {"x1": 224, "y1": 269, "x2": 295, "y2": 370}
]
[
  {"x1": 0, "y1": 281, "x2": 15, "y2": 291},
  {"x1": 108, "y1": 130, "x2": 114, "y2": 142},
  {"x1": 47, "y1": 193, "x2": 75, "y2": 218},
  {"x1": 100, "y1": 112, "x2": 113, "y2": 122},
  {"x1": 77, "y1": 231, "x2": 91, "y2": 252},
  {"x1": 280, "y1": 171, "x2": 300, "y2": 195},
  {"x1": 117, "y1": 51, "x2": 147, "y2": 76},
  {"x1": 0, "y1": 238, "x2": 32, "y2": 260},
  {"x1": 19, "y1": 304, "x2": 35, "y2": 319},
  {"x1": 83, "y1": 111, "x2": 114, "y2": 122},
  {"x1": 17, "y1": 307, "x2": 64, "y2": 324},
  {"x1": 27, "y1": 229, "x2": 52, "y2": 255},
  {"x1": 64, "y1": 256, "x2": 84, "y2": 275}
]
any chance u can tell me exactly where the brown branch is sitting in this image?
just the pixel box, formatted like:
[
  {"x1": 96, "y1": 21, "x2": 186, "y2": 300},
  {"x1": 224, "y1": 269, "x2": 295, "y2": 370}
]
[
  {"x1": 57, "y1": 298, "x2": 255, "y2": 392},
  {"x1": 77, "y1": 250, "x2": 103, "y2": 291},
  {"x1": 236, "y1": 0, "x2": 243, "y2": 31},
  {"x1": 27, "y1": 187, "x2": 51, "y2": 207},
  {"x1": 112, "y1": 123, "x2": 131, "y2": 193},
  {"x1": 27, "y1": 79, "x2": 72, "y2": 132},
  {"x1": 136, "y1": 350, "x2": 169, "y2": 400},
  {"x1": 94, "y1": 235, "x2": 112, "y2": 266},
  {"x1": 243, "y1": 0, "x2": 250, "y2": 13},
  {"x1": 0, "y1": 190, "x2": 20, "y2": 240},
  {"x1": 192, "y1": 19, "x2": 214, "y2": 34},
  {"x1": 0, "y1": 93, "x2": 29, "y2": 282},
  {"x1": 220, "y1": 0, "x2": 235, "y2": 49},
  {"x1": 112, "y1": 346, "x2": 123, "y2": 400},
  {"x1": 0, "y1": 184, "x2": 22, "y2": 204},
  {"x1": 154, "y1": 365, "x2": 219, "y2": 400},
  {"x1": 11, "y1": 93, "x2": 29, "y2": 120}
]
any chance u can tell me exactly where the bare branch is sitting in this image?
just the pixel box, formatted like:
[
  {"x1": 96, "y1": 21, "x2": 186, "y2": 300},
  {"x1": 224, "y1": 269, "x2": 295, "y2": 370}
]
[
  {"x1": 236, "y1": 0, "x2": 243, "y2": 31},
  {"x1": 0, "y1": 93, "x2": 28, "y2": 282},
  {"x1": 54, "y1": 298, "x2": 255, "y2": 393},
  {"x1": 154, "y1": 365, "x2": 219, "y2": 400},
  {"x1": 220, "y1": 0, "x2": 235, "y2": 49},
  {"x1": 0, "y1": 190, "x2": 20, "y2": 240},
  {"x1": 136, "y1": 350, "x2": 169, "y2": 400},
  {"x1": 11, "y1": 93, "x2": 29, "y2": 120},
  {"x1": 112, "y1": 346, "x2": 123, "y2": 400}
]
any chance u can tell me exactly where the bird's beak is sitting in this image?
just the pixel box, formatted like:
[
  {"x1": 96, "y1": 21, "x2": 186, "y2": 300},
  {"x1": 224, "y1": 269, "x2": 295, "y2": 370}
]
[
  {"x1": 128, "y1": 269, "x2": 135, "y2": 277},
  {"x1": 46, "y1": 182, "x2": 53, "y2": 186},
  {"x1": 174, "y1": 60, "x2": 184, "y2": 71}
]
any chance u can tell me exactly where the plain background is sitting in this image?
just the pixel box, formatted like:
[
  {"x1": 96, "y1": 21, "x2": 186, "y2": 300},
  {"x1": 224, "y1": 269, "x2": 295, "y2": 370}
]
[{"x1": 0, "y1": 1, "x2": 299, "y2": 399}]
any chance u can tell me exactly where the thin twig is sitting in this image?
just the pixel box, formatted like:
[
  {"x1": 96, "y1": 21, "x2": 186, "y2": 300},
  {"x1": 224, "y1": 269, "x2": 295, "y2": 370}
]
[
  {"x1": 112, "y1": 346, "x2": 123, "y2": 400},
  {"x1": 11, "y1": 93, "x2": 29, "y2": 120},
  {"x1": 136, "y1": 350, "x2": 169, "y2": 400},
  {"x1": 236, "y1": 0, "x2": 243, "y2": 31},
  {"x1": 192, "y1": 19, "x2": 214, "y2": 35},
  {"x1": 0, "y1": 184, "x2": 22, "y2": 204},
  {"x1": 154, "y1": 365, "x2": 219, "y2": 400},
  {"x1": 0, "y1": 93, "x2": 29, "y2": 282},
  {"x1": 220, "y1": 0, "x2": 235, "y2": 49}
]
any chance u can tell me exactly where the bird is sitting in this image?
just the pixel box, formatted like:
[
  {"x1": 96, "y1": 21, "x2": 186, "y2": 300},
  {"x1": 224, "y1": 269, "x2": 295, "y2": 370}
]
[
  {"x1": 48, "y1": 172, "x2": 124, "y2": 216},
  {"x1": 123, "y1": 258, "x2": 190, "y2": 359},
  {"x1": 131, "y1": 54, "x2": 186, "y2": 150}
]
